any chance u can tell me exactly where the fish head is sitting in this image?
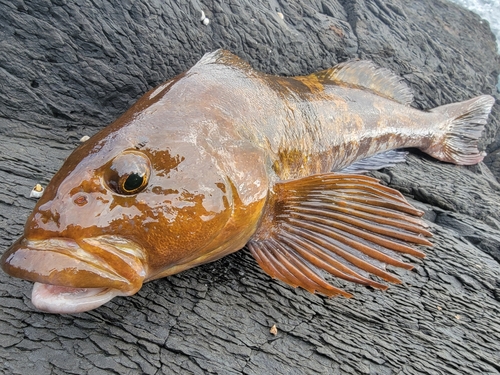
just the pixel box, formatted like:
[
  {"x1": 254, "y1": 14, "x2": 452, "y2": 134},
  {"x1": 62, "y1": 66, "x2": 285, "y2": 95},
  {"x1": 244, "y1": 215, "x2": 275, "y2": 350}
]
[
  {"x1": 1, "y1": 136, "x2": 156, "y2": 312},
  {"x1": 1, "y1": 100, "x2": 269, "y2": 313}
]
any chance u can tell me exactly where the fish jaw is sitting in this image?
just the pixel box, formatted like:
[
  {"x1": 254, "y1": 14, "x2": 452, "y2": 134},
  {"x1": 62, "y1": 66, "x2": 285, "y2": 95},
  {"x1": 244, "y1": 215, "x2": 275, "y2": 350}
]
[
  {"x1": 31, "y1": 283, "x2": 123, "y2": 314},
  {"x1": 1, "y1": 236, "x2": 147, "y2": 313}
]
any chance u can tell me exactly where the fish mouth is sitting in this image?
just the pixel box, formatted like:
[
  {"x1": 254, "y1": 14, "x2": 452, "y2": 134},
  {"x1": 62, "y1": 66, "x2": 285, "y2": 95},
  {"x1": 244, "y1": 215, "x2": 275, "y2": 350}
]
[{"x1": 1, "y1": 236, "x2": 147, "y2": 314}]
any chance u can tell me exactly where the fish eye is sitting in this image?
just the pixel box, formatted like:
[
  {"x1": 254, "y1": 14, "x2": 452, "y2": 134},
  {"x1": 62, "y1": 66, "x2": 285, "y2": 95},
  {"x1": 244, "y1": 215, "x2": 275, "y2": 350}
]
[
  {"x1": 105, "y1": 151, "x2": 151, "y2": 195},
  {"x1": 122, "y1": 173, "x2": 145, "y2": 193}
]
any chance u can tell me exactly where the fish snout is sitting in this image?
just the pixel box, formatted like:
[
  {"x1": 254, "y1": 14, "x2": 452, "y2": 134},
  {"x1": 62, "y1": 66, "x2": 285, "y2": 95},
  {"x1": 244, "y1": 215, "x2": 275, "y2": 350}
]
[{"x1": 27, "y1": 188, "x2": 115, "y2": 236}]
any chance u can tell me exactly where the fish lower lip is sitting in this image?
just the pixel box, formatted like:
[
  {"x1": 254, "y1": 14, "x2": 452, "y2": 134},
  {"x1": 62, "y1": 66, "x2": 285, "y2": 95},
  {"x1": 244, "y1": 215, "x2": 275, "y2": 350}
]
[
  {"x1": 37, "y1": 284, "x2": 108, "y2": 297},
  {"x1": 31, "y1": 282, "x2": 123, "y2": 314}
]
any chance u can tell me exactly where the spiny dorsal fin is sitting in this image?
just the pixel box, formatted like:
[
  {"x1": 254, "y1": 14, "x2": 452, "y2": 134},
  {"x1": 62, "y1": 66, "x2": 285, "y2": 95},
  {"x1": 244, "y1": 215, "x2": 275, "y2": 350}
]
[
  {"x1": 248, "y1": 173, "x2": 432, "y2": 297},
  {"x1": 312, "y1": 60, "x2": 414, "y2": 105},
  {"x1": 194, "y1": 49, "x2": 254, "y2": 72}
]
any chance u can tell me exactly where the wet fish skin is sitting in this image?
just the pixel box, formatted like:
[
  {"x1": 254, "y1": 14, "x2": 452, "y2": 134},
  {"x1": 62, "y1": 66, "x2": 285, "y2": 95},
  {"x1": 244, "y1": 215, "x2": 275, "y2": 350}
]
[{"x1": 0, "y1": 50, "x2": 495, "y2": 313}]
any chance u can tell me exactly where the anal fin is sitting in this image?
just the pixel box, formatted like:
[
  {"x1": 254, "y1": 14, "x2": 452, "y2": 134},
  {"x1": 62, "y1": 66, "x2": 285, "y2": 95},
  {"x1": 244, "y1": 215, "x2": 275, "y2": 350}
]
[
  {"x1": 248, "y1": 173, "x2": 432, "y2": 297},
  {"x1": 338, "y1": 150, "x2": 408, "y2": 174}
]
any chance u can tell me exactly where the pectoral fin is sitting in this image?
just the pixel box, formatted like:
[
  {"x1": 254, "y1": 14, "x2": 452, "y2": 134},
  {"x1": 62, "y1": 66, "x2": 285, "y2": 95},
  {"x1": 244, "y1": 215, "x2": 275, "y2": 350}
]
[{"x1": 248, "y1": 173, "x2": 432, "y2": 297}]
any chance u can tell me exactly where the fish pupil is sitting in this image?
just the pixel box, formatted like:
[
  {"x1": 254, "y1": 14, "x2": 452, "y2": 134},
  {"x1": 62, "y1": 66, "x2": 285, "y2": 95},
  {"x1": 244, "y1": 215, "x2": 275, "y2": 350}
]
[{"x1": 123, "y1": 173, "x2": 144, "y2": 193}]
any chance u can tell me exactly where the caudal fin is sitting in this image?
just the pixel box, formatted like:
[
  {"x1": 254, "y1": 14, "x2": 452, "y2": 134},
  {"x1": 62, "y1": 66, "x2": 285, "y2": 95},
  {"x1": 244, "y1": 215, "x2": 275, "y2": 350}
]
[{"x1": 424, "y1": 95, "x2": 495, "y2": 165}]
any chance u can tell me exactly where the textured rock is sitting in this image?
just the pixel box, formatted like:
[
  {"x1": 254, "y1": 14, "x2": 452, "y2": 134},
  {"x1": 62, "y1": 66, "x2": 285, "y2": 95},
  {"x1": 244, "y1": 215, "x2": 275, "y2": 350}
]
[{"x1": 0, "y1": 0, "x2": 499, "y2": 374}]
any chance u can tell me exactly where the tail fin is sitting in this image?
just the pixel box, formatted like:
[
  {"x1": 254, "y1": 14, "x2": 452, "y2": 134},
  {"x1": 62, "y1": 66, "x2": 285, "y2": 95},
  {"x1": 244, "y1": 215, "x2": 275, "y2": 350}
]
[{"x1": 424, "y1": 95, "x2": 495, "y2": 165}]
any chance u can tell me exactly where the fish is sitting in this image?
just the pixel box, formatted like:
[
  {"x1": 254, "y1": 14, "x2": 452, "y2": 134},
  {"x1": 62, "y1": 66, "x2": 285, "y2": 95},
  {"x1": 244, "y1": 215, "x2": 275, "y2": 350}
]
[{"x1": 1, "y1": 50, "x2": 495, "y2": 314}]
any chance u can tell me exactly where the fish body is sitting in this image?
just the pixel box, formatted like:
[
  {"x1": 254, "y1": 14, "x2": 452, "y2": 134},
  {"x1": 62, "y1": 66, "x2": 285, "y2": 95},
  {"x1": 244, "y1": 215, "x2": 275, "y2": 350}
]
[{"x1": 1, "y1": 50, "x2": 495, "y2": 313}]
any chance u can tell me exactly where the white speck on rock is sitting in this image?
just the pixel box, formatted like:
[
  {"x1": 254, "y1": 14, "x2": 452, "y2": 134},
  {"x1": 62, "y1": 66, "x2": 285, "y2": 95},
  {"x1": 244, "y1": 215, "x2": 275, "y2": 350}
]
[{"x1": 30, "y1": 184, "x2": 44, "y2": 198}]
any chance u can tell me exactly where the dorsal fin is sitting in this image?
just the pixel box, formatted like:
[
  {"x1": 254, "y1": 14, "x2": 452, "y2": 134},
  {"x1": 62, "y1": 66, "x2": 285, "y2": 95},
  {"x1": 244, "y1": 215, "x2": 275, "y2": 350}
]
[
  {"x1": 248, "y1": 173, "x2": 432, "y2": 297},
  {"x1": 194, "y1": 49, "x2": 254, "y2": 73},
  {"x1": 312, "y1": 60, "x2": 414, "y2": 105}
]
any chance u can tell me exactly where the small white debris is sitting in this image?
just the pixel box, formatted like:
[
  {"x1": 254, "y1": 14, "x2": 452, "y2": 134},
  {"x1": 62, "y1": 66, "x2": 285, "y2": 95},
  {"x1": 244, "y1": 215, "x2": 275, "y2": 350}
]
[
  {"x1": 80, "y1": 135, "x2": 90, "y2": 142},
  {"x1": 270, "y1": 324, "x2": 278, "y2": 336},
  {"x1": 30, "y1": 184, "x2": 44, "y2": 198},
  {"x1": 277, "y1": 12, "x2": 284, "y2": 20},
  {"x1": 200, "y1": 10, "x2": 210, "y2": 25}
]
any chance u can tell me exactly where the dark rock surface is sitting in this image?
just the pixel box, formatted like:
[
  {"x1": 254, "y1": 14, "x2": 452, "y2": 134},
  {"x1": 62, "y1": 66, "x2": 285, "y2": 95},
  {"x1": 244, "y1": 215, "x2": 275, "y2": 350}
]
[{"x1": 1, "y1": 0, "x2": 499, "y2": 374}]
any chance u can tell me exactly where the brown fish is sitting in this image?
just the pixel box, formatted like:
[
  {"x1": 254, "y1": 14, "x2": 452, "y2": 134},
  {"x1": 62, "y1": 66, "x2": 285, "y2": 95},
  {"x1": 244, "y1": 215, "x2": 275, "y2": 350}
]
[{"x1": 1, "y1": 50, "x2": 495, "y2": 313}]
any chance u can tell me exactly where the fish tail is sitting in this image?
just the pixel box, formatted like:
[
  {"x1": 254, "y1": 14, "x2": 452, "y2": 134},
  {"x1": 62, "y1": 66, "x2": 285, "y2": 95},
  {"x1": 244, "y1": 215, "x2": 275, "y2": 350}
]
[{"x1": 424, "y1": 95, "x2": 495, "y2": 165}]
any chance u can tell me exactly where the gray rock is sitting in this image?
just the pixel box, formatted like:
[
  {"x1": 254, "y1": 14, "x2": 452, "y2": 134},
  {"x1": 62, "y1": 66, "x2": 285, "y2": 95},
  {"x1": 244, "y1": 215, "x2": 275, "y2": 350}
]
[{"x1": 0, "y1": 0, "x2": 499, "y2": 374}]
